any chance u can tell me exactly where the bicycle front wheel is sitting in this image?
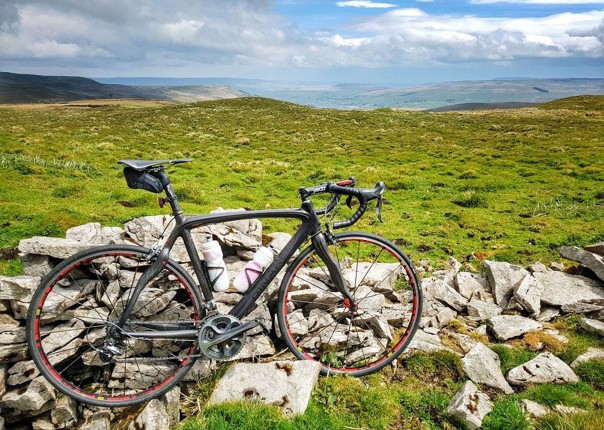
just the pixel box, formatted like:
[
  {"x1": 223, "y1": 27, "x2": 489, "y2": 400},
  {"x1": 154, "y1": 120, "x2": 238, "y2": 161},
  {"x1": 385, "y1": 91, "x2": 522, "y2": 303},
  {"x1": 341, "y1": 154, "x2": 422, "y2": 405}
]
[
  {"x1": 277, "y1": 232, "x2": 422, "y2": 376},
  {"x1": 26, "y1": 244, "x2": 204, "y2": 407}
]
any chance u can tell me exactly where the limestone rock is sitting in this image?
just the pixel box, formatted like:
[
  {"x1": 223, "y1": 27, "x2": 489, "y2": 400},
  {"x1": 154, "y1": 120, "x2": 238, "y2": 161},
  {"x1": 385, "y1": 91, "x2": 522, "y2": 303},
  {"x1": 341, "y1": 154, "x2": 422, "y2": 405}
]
[
  {"x1": 570, "y1": 347, "x2": 604, "y2": 368},
  {"x1": 507, "y1": 352, "x2": 579, "y2": 386},
  {"x1": 161, "y1": 387, "x2": 181, "y2": 428},
  {"x1": 462, "y1": 343, "x2": 514, "y2": 394},
  {"x1": 424, "y1": 278, "x2": 467, "y2": 312},
  {"x1": 18, "y1": 236, "x2": 90, "y2": 259},
  {"x1": 128, "y1": 399, "x2": 170, "y2": 430},
  {"x1": 407, "y1": 329, "x2": 453, "y2": 354},
  {"x1": 65, "y1": 222, "x2": 124, "y2": 245},
  {"x1": 483, "y1": 260, "x2": 529, "y2": 309},
  {"x1": 446, "y1": 381, "x2": 493, "y2": 430},
  {"x1": 0, "y1": 276, "x2": 39, "y2": 301},
  {"x1": 488, "y1": 315, "x2": 542, "y2": 341},
  {"x1": 562, "y1": 302, "x2": 604, "y2": 314},
  {"x1": 534, "y1": 271, "x2": 604, "y2": 308},
  {"x1": 554, "y1": 405, "x2": 587, "y2": 415},
  {"x1": 7, "y1": 360, "x2": 39, "y2": 385},
  {"x1": 560, "y1": 246, "x2": 604, "y2": 282},
  {"x1": 19, "y1": 254, "x2": 54, "y2": 277},
  {"x1": 0, "y1": 376, "x2": 57, "y2": 412},
  {"x1": 208, "y1": 208, "x2": 262, "y2": 251},
  {"x1": 124, "y1": 215, "x2": 211, "y2": 262},
  {"x1": 455, "y1": 272, "x2": 490, "y2": 300},
  {"x1": 537, "y1": 307, "x2": 561, "y2": 322},
  {"x1": 51, "y1": 395, "x2": 78, "y2": 429},
  {"x1": 79, "y1": 411, "x2": 111, "y2": 430},
  {"x1": 585, "y1": 242, "x2": 604, "y2": 256},
  {"x1": 513, "y1": 274, "x2": 543, "y2": 316},
  {"x1": 520, "y1": 399, "x2": 550, "y2": 418},
  {"x1": 208, "y1": 361, "x2": 321, "y2": 415},
  {"x1": 266, "y1": 232, "x2": 293, "y2": 255},
  {"x1": 579, "y1": 318, "x2": 604, "y2": 337},
  {"x1": 467, "y1": 299, "x2": 502, "y2": 320}
]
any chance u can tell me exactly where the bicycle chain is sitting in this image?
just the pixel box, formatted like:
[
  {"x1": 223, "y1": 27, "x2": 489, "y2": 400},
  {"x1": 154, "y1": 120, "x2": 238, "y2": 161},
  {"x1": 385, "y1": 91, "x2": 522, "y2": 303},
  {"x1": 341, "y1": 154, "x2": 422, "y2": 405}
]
[
  {"x1": 107, "y1": 318, "x2": 203, "y2": 364},
  {"x1": 106, "y1": 315, "x2": 271, "y2": 364}
]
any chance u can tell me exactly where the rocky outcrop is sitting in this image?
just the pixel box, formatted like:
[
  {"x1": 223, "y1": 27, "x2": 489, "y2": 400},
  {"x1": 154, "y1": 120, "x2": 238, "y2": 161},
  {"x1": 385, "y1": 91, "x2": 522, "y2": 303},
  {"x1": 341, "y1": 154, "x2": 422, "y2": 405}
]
[
  {"x1": 2, "y1": 219, "x2": 604, "y2": 428},
  {"x1": 207, "y1": 361, "x2": 322, "y2": 415}
]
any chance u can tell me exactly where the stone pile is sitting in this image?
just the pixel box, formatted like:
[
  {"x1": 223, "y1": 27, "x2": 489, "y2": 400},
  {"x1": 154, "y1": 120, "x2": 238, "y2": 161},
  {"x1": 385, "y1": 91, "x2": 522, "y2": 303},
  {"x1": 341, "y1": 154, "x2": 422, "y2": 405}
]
[
  {"x1": 0, "y1": 209, "x2": 290, "y2": 429},
  {"x1": 1, "y1": 211, "x2": 603, "y2": 429},
  {"x1": 411, "y1": 244, "x2": 604, "y2": 428}
]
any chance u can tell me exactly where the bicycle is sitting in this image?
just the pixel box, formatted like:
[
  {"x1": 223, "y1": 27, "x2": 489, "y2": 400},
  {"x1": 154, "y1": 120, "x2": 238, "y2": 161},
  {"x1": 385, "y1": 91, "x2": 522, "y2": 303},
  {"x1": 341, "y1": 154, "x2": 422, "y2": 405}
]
[{"x1": 26, "y1": 159, "x2": 422, "y2": 407}]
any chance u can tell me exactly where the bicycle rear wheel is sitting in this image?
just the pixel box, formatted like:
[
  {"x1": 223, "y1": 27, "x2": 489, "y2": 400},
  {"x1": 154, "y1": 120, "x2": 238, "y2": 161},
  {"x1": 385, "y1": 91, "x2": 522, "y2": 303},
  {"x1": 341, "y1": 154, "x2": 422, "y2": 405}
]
[
  {"x1": 26, "y1": 244, "x2": 204, "y2": 407},
  {"x1": 277, "y1": 232, "x2": 422, "y2": 376}
]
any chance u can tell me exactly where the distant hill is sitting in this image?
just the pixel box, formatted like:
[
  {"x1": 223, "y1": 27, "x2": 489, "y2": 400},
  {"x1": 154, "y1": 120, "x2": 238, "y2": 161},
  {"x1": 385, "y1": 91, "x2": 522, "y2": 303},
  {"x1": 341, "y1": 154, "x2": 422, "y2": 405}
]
[
  {"x1": 0, "y1": 72, "x2": 249, "y2": 104},
  {"x1": 3, "y1": 72, "x2": 603, "y2": 109}
]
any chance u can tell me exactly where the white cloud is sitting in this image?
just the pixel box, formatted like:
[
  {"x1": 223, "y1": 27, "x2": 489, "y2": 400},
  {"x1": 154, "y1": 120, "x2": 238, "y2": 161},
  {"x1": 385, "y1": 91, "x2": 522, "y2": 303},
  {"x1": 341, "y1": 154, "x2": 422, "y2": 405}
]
[
  {"x1": 0, "y1": 0, "x2": 602, "y2": 78},
  {"x1": 336, "y1": 1, "x2": 398, "y2": 8}
]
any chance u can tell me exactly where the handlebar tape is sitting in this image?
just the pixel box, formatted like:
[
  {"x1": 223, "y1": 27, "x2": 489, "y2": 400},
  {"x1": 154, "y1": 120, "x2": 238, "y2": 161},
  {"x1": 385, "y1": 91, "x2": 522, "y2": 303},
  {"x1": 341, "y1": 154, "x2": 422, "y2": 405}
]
[{"x1": 333, "y1": 201, "x2": 367, "y2": 229}]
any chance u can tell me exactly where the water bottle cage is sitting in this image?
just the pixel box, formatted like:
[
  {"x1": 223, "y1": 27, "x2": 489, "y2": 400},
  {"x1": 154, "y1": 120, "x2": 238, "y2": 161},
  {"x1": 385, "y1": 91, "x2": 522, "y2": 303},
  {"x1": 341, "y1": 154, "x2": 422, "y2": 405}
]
[
  {"x1": 206, "y1": 265, "x2": 226, "y2": 288},
  {"x1": 243, "y1": 267, "x2": 263, "y2": 287}
]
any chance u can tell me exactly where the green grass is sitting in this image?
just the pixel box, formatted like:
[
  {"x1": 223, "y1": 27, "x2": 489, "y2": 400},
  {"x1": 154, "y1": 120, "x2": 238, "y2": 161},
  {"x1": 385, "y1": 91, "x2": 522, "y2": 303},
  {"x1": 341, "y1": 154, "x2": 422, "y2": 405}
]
[
  {"x1": 1, "y1": 96, "x2": 603, "y2": 274},
  {"x1": 536, "y1": 409, "x2": 604, "y2": 430},
  {"x1": 574, "y1": 359, "x2": 604, "y2": 391},
  {"x1": 482, "y1": 399, "x2": 532, "y2": 430}
]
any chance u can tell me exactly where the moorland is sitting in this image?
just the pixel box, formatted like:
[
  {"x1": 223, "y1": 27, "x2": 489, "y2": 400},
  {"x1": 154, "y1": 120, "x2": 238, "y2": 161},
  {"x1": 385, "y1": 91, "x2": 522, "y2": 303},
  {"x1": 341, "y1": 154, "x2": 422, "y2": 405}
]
[
  {"x1": 0, "y1": 95, "x2": 604, "y2": 429},
  {"x1": 1, "y1": 96, "x2": 603, "y2": 275}
]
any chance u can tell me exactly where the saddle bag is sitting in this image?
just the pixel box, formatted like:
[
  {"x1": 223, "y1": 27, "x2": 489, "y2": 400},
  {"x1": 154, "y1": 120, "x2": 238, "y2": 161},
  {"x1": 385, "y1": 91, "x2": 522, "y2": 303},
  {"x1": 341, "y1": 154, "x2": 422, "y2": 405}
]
[{"x1": 123, "y1": 167, "x2": 164, "y2": 193}]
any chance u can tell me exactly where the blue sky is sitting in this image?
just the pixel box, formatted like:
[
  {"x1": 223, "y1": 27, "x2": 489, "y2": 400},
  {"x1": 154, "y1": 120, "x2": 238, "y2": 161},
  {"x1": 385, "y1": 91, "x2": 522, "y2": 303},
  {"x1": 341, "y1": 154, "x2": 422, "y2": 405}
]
[{"x1": 0, "y1": 0, "x2": 602, "y2": 85}]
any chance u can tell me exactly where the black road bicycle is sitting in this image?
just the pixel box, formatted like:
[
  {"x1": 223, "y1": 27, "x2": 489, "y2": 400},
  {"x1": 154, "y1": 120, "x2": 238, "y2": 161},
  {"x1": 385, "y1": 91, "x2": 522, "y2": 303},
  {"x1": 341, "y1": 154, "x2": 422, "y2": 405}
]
[{"x1": 26, "y1": 159, "x2": 422, "y2": 407}]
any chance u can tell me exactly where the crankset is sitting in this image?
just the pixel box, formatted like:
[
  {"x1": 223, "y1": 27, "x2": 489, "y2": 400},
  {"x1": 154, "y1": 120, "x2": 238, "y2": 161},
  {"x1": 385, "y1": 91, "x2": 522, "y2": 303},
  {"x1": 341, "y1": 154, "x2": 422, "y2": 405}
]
[{"x1": 198, "y1": 314, "x2": 261, "y2": 360}]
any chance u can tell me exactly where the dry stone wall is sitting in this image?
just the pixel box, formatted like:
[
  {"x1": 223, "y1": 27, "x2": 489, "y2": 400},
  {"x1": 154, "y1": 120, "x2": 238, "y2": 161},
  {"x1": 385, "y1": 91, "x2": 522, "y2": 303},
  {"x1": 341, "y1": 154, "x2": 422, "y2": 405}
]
[{"x1": 1, "y1": 211, "x2": 604, "y2": 429}]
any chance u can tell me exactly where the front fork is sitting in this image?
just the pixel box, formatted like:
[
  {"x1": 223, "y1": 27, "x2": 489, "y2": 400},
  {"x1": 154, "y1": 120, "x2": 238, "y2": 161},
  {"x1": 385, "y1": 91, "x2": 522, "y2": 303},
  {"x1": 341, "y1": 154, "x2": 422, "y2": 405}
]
[{"x1": 311, "y1": 232, "x2": 358, "y2": 312}]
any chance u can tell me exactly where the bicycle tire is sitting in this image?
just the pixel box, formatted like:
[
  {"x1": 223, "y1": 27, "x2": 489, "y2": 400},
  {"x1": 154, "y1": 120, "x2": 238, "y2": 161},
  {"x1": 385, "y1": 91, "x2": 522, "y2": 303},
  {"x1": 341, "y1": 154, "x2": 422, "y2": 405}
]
[
  {"x1": 26, "y1": 244, "x2": 204, "y2": 407},
  {"x1": 277, "y1": 232, "x2": 422, "y2": 376}
]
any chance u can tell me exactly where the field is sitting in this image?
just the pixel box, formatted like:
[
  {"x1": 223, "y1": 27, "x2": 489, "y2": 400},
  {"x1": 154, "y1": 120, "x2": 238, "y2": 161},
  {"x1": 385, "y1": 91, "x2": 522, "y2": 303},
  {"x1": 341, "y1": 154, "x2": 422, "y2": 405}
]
[
  {"x1": 1, "y1": 96, "x2": 603, "y2": 275},
  {"x1": 1, "y1": 96, "x2": 604, "y2": 428}
]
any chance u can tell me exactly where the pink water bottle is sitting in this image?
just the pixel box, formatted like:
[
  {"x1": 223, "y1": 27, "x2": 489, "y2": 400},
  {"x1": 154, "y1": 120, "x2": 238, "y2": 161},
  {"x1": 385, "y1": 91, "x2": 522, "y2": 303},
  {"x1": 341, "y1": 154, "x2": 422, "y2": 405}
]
[{"x1": 233, "y1": 246, "x2": 274, "y2": 293}]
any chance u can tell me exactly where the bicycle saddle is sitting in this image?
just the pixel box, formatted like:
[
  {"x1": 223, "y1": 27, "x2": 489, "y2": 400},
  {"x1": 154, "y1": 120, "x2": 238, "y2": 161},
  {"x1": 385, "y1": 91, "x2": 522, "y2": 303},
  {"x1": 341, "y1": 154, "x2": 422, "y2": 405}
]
[{"x1": 118, "y1": 159, "x2": 192, "y2": 171}]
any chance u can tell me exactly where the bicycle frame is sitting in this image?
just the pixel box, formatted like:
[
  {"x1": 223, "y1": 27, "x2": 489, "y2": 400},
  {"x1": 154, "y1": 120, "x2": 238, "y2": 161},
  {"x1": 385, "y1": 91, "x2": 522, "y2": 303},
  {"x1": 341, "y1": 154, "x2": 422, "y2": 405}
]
[{"x1": 115, "y1": 175, "x2": 354, "y2": 342}]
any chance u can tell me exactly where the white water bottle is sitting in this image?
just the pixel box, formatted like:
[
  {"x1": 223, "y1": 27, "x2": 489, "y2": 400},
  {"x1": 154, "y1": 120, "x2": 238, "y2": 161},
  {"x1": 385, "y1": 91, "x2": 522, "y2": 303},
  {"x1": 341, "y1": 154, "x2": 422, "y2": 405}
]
[
  {"x1": 201, "y1": 238, "x2": 229, "y2": 292},
  {"x1": 233, "y1": 246, "x2": 274, "y2": 293}
]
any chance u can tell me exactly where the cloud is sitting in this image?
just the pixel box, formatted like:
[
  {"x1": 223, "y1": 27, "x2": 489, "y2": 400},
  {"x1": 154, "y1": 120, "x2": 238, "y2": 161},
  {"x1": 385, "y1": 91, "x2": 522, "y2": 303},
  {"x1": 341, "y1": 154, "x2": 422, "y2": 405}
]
[
  {"x1": 336, "y1": 1, "x2": 398, "y2": 8},
  {"x1": 334, "y1": 8, "x2": 604, "y2": 64},
  {"x1": 0, "y1": 0, "x2": 602, "y2": 78}
]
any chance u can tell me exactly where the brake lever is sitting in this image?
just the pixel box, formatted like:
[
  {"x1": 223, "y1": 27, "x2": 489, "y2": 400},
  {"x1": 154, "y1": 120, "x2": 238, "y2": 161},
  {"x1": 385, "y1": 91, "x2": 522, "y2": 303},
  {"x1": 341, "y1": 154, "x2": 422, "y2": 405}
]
[
  {"x1": 376, "y1": 197, "x2": 384, "y2": 223},
  {"x1": 345, "y1": 195, "x2": 354, "y2": 210}
]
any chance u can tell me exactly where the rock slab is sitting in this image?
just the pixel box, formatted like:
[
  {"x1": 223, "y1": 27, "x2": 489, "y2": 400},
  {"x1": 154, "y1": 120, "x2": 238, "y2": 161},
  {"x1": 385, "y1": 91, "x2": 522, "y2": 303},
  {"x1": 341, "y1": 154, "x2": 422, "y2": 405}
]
[
  {"x1": 446, "y1": 381, "x2": 492, "y2": 430},
  {"x1": 507, "y1": 352, "x2": 579, "y2": 386},
  {"x1": 488, "y1": 315, "x2": 542, "y2": 341},
  {"x1": 462, "y1": 343, "x2": 514, "y2": 394},
  {"x1": 207, "y1": 361, "x2": 321, "y2": 415},
  {"x1": 560, "y1": 246, "x2": 604, "y2": 282}
]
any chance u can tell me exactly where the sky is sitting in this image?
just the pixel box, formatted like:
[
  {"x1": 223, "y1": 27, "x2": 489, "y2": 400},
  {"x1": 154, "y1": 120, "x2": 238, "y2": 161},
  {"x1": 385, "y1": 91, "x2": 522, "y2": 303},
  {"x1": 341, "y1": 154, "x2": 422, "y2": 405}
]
[{"x1": 0, "y1": 0, "x2": 603, "y2": 85}]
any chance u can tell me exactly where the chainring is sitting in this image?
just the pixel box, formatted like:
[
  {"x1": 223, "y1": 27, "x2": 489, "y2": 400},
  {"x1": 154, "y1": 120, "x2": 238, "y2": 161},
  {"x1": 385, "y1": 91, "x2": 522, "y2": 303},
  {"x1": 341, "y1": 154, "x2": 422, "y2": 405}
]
[{"x1": 198, "y1": 314, "x2": 246, "y2": 360}]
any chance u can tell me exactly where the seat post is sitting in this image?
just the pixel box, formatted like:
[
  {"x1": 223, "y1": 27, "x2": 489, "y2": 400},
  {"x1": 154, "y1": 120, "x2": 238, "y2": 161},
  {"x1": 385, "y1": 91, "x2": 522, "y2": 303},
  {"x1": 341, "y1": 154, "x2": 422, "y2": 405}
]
[{"x1": 154, "y1": 169, "x2": 185, "y2": 224}]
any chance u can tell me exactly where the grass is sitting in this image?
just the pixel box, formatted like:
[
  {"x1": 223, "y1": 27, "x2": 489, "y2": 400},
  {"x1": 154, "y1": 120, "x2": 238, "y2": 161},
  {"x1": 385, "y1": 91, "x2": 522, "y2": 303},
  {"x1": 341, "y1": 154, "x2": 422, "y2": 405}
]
[
  {"x1": 1, "y1": 96, "x2": 603, "y2": 428},
  {"x1": 536, "y1": 409, "x2": 604, "y2": 430},
  {"x1": 1, "y1": 96, "x2": 603, "y2": 275}
]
